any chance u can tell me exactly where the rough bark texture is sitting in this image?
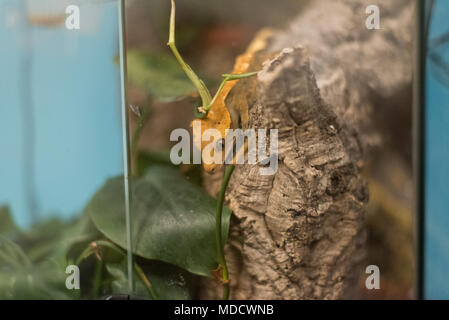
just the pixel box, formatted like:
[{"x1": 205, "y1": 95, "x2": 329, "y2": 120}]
[{"x1": 199, "y1": 0, "x2": 414, "y2": 299}]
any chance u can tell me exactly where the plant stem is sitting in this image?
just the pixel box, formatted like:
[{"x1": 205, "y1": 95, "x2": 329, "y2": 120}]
[
  {"x1": 203, "y1": 72, "x2": 259, "y2": 114},
  {"x1": 216, "y1": 164, "x2": 235, "y2": 300},
  {"x1": 92, "y1": 259, "x2": 103, "y2": 299},
  {"x1": 134, "y1": 263, "x2": 158, "y2": 299},
  {"x1": 75, "y1": 240, "x2": 158, "y2": 300},
  {"x1": 75, "y1": 245, "x2": 94, "y2": 266},
  {"x1": 168, "y1": 0, "x2": 212, "y2": 107},
  {"x1": 93, "y1": 241, "x2": 157, "y2": 298}
]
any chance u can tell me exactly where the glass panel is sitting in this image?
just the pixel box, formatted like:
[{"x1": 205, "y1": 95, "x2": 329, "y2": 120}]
[
  {"x1": 0, "y1": 0, "x2": 129, "y2": 299},
  {"x1": 120, "y1": 0, "x2": 416, "y2": 300}
]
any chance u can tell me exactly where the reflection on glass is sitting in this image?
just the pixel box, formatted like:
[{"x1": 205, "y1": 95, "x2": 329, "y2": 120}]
[
  {"x1": 0, "y1": 1, "x2": 123, "y2": 226},
  {"x1": 0, "y1": 0, "x2": 126, "y2": 299}
]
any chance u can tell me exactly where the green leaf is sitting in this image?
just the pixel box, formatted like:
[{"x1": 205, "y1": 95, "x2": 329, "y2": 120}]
[
  {"x1": 0, "y1": 237, "x2": 75, "y2": 300},
  {"x1": 139, "y1": 260, "x2": 196, "y2": 300},
  {"x1": 106, "y1": 262, "x2": 148, "y2": 298},
  {"x1": 126, "y1": 50, "x2": 197, "y2": 101},
  {"x1": 0, "y1": 209, "x2": 98, "y2": 299},
  {"x1": 106, "y1": 259, "x2": 196, "y2": 300},
  {"x1": 19, "y1": 214, "x2": 99, "y2": 264},
  {"x1": 136, "y1": 150, "x2": 203, "y2": 186},
  {"x1": 86, "y1": 165, "x2": 232, "y2": 277},
  {"x1": 136, "y1": 149, "x2": 173, "y2": 177},
  {"x1": 0, "y1": 206, "x2": 18, "y2": 238},
  {"x1": 0, "y1": 236, "x2": 31, "y2": 269}
]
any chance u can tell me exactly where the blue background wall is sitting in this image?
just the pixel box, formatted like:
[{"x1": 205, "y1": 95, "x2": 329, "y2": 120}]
[{"x1": 0, "y1": 0, "x2": 124, "y2": 227}]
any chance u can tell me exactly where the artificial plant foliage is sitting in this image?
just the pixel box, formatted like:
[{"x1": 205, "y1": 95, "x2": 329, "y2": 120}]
[
  {"x1": 86, "y1": 165, "x2": 232, "y2": 278},
  {"x1": 0, "y1": 207, "x2": 18, "y2": 237},
  {"x1": 0, "y1": 216, "x2": 89, "y2": 300},
  {"x1": 126, "y1": 49, "x2": 197, "y2": 101}
]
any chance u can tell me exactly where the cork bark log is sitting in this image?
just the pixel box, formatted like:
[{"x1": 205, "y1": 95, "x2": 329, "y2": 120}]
[{"x1": 199, "y1": 0, "x2": 414, "y2": 299}]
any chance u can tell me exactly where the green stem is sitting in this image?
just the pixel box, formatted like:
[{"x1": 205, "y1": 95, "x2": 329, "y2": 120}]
[
  {"x1": 75, "y1": 245, "x2": 94, "y2": 266},
  {"x1": 202, "y1": 72, "x2": 259, "y2": 114},
  {"x1": 92, "y1": 259, "x2": 103, "y2": 299},
  {"x1": 75, "y1": 240, "x2": 158, "y2": 300},
  {"x1": 134, "y1": 263, "x2": 159, "y2": 300},
  {"x1": 216, "y1": 165, "x2": 235, "y2": 300},
  {"x1": 168, "y1": 0, "x2": 211, "y2": 107},
  {"x1": 222, "y1": 72, "x2": 259, "y2": 80}
]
